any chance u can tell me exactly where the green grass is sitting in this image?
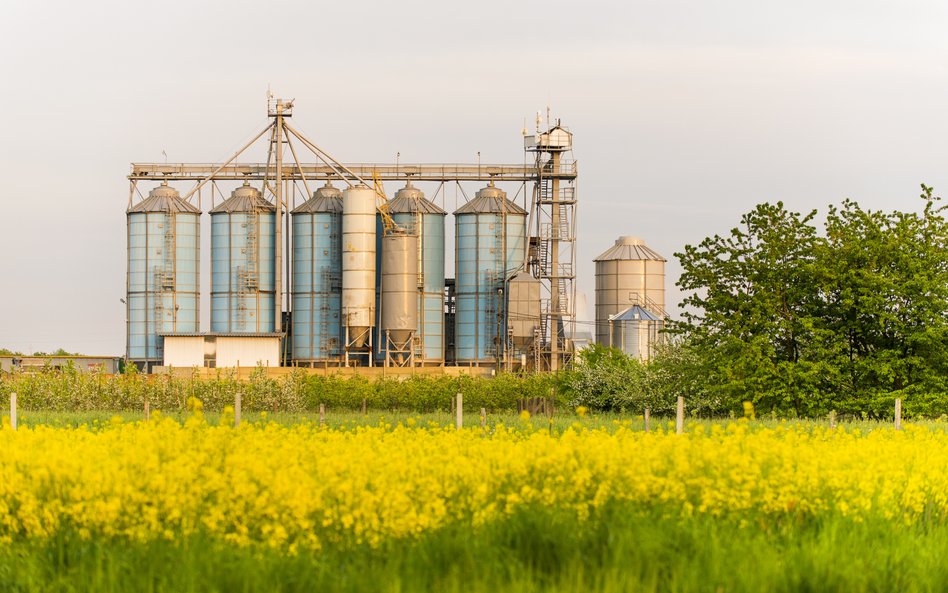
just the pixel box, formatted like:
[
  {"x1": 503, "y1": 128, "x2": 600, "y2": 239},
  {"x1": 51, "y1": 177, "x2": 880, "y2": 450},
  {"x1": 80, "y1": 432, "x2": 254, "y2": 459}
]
[
  {"x1": 14, "y1": 408, "x2": 948, "y2": 436},
  {"x1": 4, "y1": 506, "x2": 948, "y2": 592}
]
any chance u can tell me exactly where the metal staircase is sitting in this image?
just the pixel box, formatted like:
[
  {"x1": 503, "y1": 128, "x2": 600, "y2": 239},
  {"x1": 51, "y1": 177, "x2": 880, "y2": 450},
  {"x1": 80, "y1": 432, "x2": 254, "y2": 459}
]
[
  {"x1": 152, "y1": 216, "x2": 177, "y2": 331},
  {"x1": 236, "y1": 210, "x2": 260, "y2": 331}
]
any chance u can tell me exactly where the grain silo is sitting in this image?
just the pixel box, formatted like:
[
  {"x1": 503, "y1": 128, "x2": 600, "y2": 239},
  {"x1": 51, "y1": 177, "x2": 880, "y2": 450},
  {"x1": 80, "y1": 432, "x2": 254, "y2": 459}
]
[
  {"x1": 341, "y1": 184, "x2": 377, "y2": 364},
  {"x1": 453, "y1": 181, "x2": 527, "y2": 365},
  {"x1": 209, "y1": 182, "x2": 277, "y2": 333},
  {"x1": 593, "y1": 236, "x2": 666, "y2": 359},
  {"x1": 290, "y1": 181, "x2": 343, "y2": 364},
  {"x1": 380, "y1": 229, "x2": 418, "y2": 366},
  {"x1": 506, "y1": 271, "x2": 542, "y2": 367},
  {"x1": 388, "y1": 181, "x2": 446, "y2": 365},
  {"x1": 126, "y1": 182, "x2": 201, "y2": 371}
]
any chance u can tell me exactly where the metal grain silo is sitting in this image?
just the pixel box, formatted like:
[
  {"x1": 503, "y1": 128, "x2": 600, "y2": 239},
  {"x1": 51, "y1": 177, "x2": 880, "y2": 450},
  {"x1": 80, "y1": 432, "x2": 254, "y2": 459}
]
[
  {"x1": 290, "y1": 182, "x2": 343, "y2": 364},
  {"x1": 593, "y1": 236, "x2": 666, "y2": 352},
  {"x1": 209, "y1": 182, "x2": 277, "y2": 334},
  {"x1": 126, "y1": 182, "x2": 201, "y2": 371},
  {"x1": 507, "y1": 271, "x2": 542, "y2": 367},
  {"x1": 453, "y1": 181, "x2": 527, "y2": 365},
  {"x1": 341, "y1": 184, "x2": 377, "y2": 361},
  {"x1": 388, "y1": 181, "x2": 447, "y2": 365},
  {"x1": 607, "y1": 305, "x2": 664, "y2": 361},
  {"x1": 380, "y1": 229, "x2": 418, "y2": 366}
]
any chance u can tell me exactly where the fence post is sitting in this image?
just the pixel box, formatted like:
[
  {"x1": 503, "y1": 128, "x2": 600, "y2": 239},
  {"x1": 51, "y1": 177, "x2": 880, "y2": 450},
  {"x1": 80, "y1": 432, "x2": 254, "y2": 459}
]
[
  {"x1": 10, "y1": 392, "x2": 16, "y2": 431},
  {"x1": 319, "y1": 404, "x2": 326, "y2": 426},
  {"x1": 675, "y1": 396, "x2": 684, "y2": 434},
  {"x1": 829, "y1": 410, "x2": 837, "y2": 429},
  {"x1": 144, "y1": 400, "x2": 150, "y2": 422},
  {"x1": 456, "y1": 393, "x2": 463, "y2": 430},
  {"x1": 362, "y1": 398, "x2": 367, "y2": 415},
  {"x1": 234, "y1": 389, "x2": 244, "y2": 428},
  {"x1": 895, "y1": 399, "x2": 902, "y2": 431},
  {"x1": 480, "y1": 407, "x2": 486, "y2": 429},
  {"x1": 644, "y1": 408, "x2": 651, "y2": 433}
]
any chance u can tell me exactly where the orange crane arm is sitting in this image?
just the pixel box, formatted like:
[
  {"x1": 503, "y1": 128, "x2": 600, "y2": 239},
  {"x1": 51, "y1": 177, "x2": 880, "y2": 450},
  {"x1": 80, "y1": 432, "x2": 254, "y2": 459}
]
[{"x1": 372, "y1": 169, "x2": 398, "y2": 235}]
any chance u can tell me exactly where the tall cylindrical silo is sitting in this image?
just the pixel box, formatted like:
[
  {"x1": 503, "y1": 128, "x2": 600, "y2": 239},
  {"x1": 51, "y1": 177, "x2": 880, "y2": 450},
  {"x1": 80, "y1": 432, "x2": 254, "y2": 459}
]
[
  {"x1": 126, "y1": 182, "x2": 201, "y2": 370},
  {"x1": 593, "y1": 236, "x2": 666, "y2": 346},
  {"x1": 453, "y1": 181, "x2": 527, "y2": 365},
  {"x1": 342, "y1": 184, "x2": 377, "y2": 353},
  {"x1": 381, "y1": 230, "x2": 418, "y2": 366},
  {"x1": 209, "y1": 182, "x2": 277, "y2": 334},
  {"x1": 388, "y1": 181, "x2": 446, "y2": 365},
  {"x1": 291, "y1": 182, "x2": 343, "y2": 364}
]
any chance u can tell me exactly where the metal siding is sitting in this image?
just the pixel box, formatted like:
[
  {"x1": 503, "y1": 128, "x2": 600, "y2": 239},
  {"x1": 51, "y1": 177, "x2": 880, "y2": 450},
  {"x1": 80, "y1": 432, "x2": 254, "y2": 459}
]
[
  {"x1": 393, "y1": 210, "x2": 446, "y2": 363},
  {"x1": 210, "y1": 210, "x2": 277, "y2": 334},
  {"x1": 454, "y1": 209, "x2": 526, "y2": 364},
  {"x1": 380, "y1": 233, "x2": 418, "y2": 344},
  {"x1": 127, "y1": 210, "x2": 200, "y2": 363},
  {"x1": 341, "y1": 187, "x2": 377, "y2": 343},
  {"x1": 163, "y1": 336, "x2": 205, "y2": 368},
  {"x1": 291, "y1": 210, "x2": 342, "y2": 361},
  {"x1": 215, "y1": 337, "x2": 280, "y2": 367}
]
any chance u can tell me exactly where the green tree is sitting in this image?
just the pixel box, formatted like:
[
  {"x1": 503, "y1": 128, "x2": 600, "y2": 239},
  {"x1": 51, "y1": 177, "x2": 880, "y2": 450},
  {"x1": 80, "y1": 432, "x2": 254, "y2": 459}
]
[
  {"x1": 818, "y1": 187, "x2": 948, "y2": 416},
  {"x1": 672, "y1": 202, "x2": 828, "y2": 415},
  {"x1": 672, "y1": 186, "x2": 948, "y2": 418}
]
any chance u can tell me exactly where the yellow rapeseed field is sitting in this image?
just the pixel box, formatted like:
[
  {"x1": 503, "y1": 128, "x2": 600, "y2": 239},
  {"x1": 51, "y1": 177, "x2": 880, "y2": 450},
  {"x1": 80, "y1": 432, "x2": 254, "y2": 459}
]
[{"x1": 1, "y1": 414, "x2": 946, "y2": 551}]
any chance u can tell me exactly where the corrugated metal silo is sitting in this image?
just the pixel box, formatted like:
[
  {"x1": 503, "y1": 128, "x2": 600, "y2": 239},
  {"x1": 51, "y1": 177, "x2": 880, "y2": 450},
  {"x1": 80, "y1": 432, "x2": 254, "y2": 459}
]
[
  {"x1": 380, "y1": 230, "x2": 418, "y2": 366},
  {"x1": 341, "y1": 184, "x2": 377, "y2": 355},
  {"x1": 290, "y1": 182, "x2": 343, "y2": 364},
  {"x1": 388, "y1": 181, "x2": 447, "y2": 364},
  {"x1": 607, "y1": 305, "x2": 664, "y2": 361},
  {"x1": 126, "y1": 182, "x2": 201, "y2": 370},
  {"x1": 209, "y1": 182, "x2": 277, "y2": 333},
  {"x1": 593, "y1": 236, "x2": 666, "y2": 349},
  {"x1": 453, "y1": 181, "x2": 527, "y2": 365}
]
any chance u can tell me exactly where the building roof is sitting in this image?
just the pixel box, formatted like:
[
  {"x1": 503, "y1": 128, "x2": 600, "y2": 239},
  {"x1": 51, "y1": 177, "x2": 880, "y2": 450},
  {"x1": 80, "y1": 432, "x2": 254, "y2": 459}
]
[
  {"x1": 594, "y1": 236, "x2": 666, "y2": 262},
  {"x1": 292, "y1": 182, "x2": 343, "y2": 214},
  {"x1": 388, "y1": 181, "x2": 446, "y2": 215},
  {"x1": 127, "y1": 183, "x2": 201, "y2": 214},
  {"x1": 454, "y1": 182, "x2": 527, "y2": 215},
  {"x1": 609, "y1": 305, "x2": 663, "y2": 322},
  {"x1": 210, "y1": 182, "x2": 276, "y2": 213},
  {"x1": 160, "y1": 332, "x2": 285, "y2": 338}
]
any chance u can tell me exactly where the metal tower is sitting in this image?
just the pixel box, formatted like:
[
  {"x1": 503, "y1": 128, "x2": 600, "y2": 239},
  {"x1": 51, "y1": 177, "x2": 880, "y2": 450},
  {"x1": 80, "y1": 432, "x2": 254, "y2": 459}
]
[{"x1": 525, "y1": 116, "x2": 577, "y2": 372}]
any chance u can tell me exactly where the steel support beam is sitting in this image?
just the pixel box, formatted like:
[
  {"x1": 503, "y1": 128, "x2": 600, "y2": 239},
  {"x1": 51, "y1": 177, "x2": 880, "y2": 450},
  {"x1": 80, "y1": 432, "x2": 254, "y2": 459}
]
[{"x1": 129, "y1": 163, "x2": 577, "y2": 183}]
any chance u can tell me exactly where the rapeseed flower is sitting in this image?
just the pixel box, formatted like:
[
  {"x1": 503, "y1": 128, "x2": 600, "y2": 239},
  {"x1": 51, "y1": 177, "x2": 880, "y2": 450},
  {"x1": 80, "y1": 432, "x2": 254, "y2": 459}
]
[{"x1": 0, "y1": 420, "x2": 945, "y2": 551}]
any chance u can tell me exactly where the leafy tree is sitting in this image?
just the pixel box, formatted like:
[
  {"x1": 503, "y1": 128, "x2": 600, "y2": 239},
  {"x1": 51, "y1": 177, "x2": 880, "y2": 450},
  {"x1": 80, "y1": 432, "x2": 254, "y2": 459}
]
[
  {"x1": 672, "y1": 202, "x2": 828, "y2": 415},
  {"x1": 818, "y1": 187, "x2": 948, "y2": 416},
  {"x1": 672, "y1": 185, "x2": 948, "y2": 418}
]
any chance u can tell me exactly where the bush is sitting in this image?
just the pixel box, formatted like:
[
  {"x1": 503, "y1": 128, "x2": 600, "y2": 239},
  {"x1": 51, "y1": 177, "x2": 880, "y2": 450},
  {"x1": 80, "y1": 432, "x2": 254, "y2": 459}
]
[{"x1": 0, "y1": 367, "x2": 568, "y2": 413}]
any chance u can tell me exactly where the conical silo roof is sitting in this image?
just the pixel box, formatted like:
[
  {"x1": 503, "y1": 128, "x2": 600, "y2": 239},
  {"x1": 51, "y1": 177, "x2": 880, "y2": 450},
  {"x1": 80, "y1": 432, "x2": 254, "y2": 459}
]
[
  {"x1": 594, "y1": 236, "x2": 666, "y2": 262},
  {"x1": 610, "y1": 305, "x2": 663, "y2": 322},
  {"x1": 209, "y1": 181, "x2": 276, "y2": 213},
  {"x1": 127, "y1": 182, "x2": 200, "y2": 214},
  {"x1": 453, "y1": 181, "x2": 527, "y2": 215},
  {"x1": 388, "y1": 180, "x2": 446, "y2": 215},
  {"x1": 292, "y1": 181, "x2": 343, "y2": 214}
]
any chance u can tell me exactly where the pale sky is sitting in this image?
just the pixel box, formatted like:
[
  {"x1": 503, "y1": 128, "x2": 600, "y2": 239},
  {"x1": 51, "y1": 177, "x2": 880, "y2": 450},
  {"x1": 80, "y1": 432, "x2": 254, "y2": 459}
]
[{"x1": 2, "y1": 0, "x2": 947, "y2": 354}]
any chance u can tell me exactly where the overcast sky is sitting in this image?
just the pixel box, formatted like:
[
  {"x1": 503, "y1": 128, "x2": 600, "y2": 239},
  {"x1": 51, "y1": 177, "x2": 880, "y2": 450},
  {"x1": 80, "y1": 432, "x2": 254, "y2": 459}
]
[{"x1": 2, "y1": 0, "x2": 947, "y2": 354}]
